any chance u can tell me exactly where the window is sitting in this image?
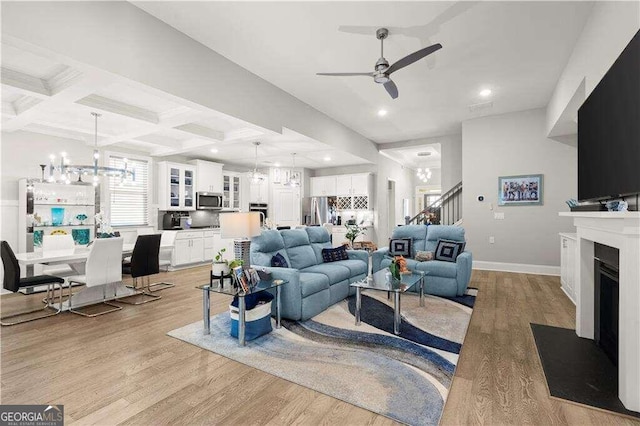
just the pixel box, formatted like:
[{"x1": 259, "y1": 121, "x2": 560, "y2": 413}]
[{"x1": 108, "y1": 155, "x2": 149, "y2": 227}]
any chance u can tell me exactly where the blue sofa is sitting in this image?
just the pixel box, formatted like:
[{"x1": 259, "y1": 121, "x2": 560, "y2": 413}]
[
  {"x1": 250, "y1": 227, "x2": 369, "y2": 321},
  {"x1": 372, "y1": 225, "x2": 472, "y2": 297}
]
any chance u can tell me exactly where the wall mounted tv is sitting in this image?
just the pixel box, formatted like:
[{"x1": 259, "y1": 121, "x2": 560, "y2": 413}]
[{"x1": 578, "y1": 30, "x2": 640, "y2": 202}]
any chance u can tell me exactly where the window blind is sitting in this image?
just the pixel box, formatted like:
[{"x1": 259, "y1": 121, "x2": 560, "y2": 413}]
[{"x1": 108, "y1": 155, "x2": 149, "y2": 227}]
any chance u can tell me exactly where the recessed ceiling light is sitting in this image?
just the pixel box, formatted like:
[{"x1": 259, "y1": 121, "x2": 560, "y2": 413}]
[
  {"x1": 210, "y1": 148, "x2": 219, "y2": 153},
  {"x1": 274, "y1": 163, "x2": 280, "y2": 167},
  {"x1": 377, "y1": 109, "x2": 388, "y2": 117},
  {"x1": 324, "y1": 156, "x2": 331, "y2": 162},
  {"x1": 479, "y1": 89, "x2": 492, "y2": 97}
]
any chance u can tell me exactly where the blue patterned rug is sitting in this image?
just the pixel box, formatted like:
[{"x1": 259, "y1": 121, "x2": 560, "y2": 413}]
[{"x1": 168, "y1": 289, "x2": 476, "y2": 425}]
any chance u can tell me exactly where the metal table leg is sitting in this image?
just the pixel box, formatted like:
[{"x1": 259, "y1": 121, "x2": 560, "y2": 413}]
[
  {"x1": 355, "y1": 286, "x2": 362, "y2": 325},
  {"x1": 239, "y1": 296, "x2": 246, "y2": 346},
  {"x1": 276, "y1": 285, "x2": 282, "y2": 329},
  {"x1": 202, "y1": 285, "x2": 210, "y2": 335},
  {"x1": 419, "y1": 271, "x2": 425, "y2": 307},
  {"x1": 393, "y1": 291, "x2": 401, "y2": 335}
]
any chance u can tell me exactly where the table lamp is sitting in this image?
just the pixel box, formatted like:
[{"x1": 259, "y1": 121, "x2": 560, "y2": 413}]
[{"x1": 220, "y1": 212, "x2": 261, "y2": 267}]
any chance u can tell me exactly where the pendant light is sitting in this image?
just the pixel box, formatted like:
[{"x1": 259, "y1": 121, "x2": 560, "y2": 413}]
[
  {"x1": 47, "y1": 112, "x2": 135, "y2": 185},
  {"x1": 246, "y1": 141, "x2": 267, "y2": 183},
  {"x1": 284, "y1": 153, "x2": 300, "y2": 187}
]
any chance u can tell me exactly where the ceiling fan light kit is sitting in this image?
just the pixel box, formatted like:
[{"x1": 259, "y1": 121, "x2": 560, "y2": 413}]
[{"x1": 317, "y1": 27, "x2": 442, "y2": 100}]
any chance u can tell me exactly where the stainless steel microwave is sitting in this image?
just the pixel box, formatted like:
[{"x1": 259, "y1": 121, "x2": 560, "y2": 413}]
[{"x1": 196, "y1": 192, "x2": 223, "y2": 210}]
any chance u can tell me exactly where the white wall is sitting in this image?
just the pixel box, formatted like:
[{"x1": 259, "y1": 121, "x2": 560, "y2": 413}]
[
  {"x1": 462, "y1": 108, "x2": 576, "y2": 269},
  {"x1": 1, "y1": 1, "x2": 379, "y2": 164},
  {"x1": 546, "y1": 1, "x2": 639, "y2": 136}
]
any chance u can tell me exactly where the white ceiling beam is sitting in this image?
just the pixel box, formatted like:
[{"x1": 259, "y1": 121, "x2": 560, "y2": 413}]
[
  {"x1": 1, "y1": 67, "x2": 50, "y2": 98},
  {"x1": 75, "y1": 94, "x2": 159, "y2": 124},
  {"x1": 13, "y1": 96, "x2": 42, "y2": 115},
  {"x1": 151, "y1": 138, "x2": 214, "y2": 157},
  {"x1": 24, "y1": 123, "x2": 89, "y2": 142},
  {"x1": 1, "y1": 101, "x2": 16, "y2": 117},
  {"x1": 1, "y1": 68, "x2": 116, "y2": 132},
  {"x1": 173, "y1": 123, "x2": 224, "y2": 142}
]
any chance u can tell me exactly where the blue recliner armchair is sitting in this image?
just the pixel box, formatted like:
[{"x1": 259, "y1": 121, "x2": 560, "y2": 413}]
[
  {"x1": 372, "y1": 225, "x2": 472, "y2": 297},
  {"x1": 250, "y1": 227, "x2": 369, "y2": 321}
]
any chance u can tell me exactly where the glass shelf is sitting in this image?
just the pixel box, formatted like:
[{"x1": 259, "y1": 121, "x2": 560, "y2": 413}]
[
  {"x1": 33, "y1": 224, "x2": 94, "y2": 228},
  {"x1": 33, "y1": 203, "x2": 95, "y2": 207}
]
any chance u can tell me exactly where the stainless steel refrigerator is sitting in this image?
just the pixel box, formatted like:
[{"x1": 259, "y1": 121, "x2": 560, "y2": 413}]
[{"x1": 306, "y1": 196, "x2": 337, "y2": 225}]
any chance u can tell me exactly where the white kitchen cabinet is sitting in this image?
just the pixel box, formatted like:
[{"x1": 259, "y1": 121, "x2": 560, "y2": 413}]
[
  {"x1": 310, "y1": 176, "x2": 337, "y2": 197},
  {"x1": 223, "y1": 172, "x2": 242, "y2": 210},
  {"x1": 249, "y1": 178, "x2": 269, "y2": 203},
  {"x1": 172, "y1": 230, "x2": 205, "y2": 267},
  {"x1": 189, "y1": 160, "x2": 223, "y2": 193},
  {"x1": 273, "y1": 187, "x2": 301, "y2": 227},
  {"x1": 335, "y1": 175, "x2": 353, "y2": 196},
  {"x1": 157, "y1": 162, "x2": 196, "y2": 211},
  {"x1": 350, "y1": 174, "x2": 370, "y2": 195},
  {"x1": 203, "y1": 230, "x2": 215, "y2": 261},
  {"x1": 560, "y1": 233, "x2": 577, "y2": 304}
]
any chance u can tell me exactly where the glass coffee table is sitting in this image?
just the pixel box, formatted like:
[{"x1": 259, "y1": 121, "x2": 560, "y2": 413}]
[
  {"x1": 350, "y1": 269, "x2": 427, "y2": 335},
  {"x1": 198, "y1": 279, "x2": 288, "y2": 346}
]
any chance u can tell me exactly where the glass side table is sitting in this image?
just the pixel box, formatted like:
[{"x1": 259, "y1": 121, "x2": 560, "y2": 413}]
[{"x1": 197, "y1": 279, "x2": 288, "y2": 346}]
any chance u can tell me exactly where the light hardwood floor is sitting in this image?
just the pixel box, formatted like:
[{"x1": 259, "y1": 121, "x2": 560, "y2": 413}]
[{"x1": 1, "y1": 267, "x2": 638, "y2": 425}]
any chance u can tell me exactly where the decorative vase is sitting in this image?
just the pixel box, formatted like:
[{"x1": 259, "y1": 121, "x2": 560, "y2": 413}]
[
  {"x1": 212, "y1": 262, "x2": 230, "y2": 277},
  {"x1": 51, "y1": 207, "x2": 65, "y2": 226}
]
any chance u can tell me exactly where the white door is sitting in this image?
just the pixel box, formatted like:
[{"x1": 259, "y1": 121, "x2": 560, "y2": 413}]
[{"x1": 273, "y1": 188, "x2": 300, "y2": 227}]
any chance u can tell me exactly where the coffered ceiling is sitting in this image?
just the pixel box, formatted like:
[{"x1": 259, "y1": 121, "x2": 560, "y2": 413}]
[{"x1": 1, "y1": 41, "x2": 370, "y2": 169}]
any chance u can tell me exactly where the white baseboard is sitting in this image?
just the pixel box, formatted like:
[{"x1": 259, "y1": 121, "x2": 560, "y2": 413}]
[{"x1": 472, "y1": 260, "x2": 560, "y2": 276}]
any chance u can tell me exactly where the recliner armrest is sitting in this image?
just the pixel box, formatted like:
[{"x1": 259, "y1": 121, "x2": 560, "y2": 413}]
[
  {"x1": 346, "y1": 250, "x2": 368, "y2": 264},
  {"x1": 455, "y1": 251, "x2": 473, "y2": 296},
  {"x1": 372, "y1": 248, "x2": 390, "y2": 273},
  {"x1": 252, "y1": 266, "x2": 303, "y2": 320}
]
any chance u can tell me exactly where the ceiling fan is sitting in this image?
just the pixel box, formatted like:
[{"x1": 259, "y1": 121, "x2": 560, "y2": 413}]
[{"x1": 316, "y1": 28, "x2": 442, "y2": 100}]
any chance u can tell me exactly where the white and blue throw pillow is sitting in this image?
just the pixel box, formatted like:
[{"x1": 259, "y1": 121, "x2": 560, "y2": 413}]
[
  {"x1": 389, "y1": 238, "x2": 412, "y2": 257},
  {"x1": 434, "y1": 239, "x2": 466, "y2": 262}
]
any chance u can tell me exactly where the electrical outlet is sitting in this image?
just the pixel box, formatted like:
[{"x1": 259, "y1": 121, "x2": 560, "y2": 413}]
[
  {"x1": 489, "y1": 236, "x2": 495, "y2": 244},
  {"x1": 494, "y1": 212, "x2": 505, "y2": 220}
]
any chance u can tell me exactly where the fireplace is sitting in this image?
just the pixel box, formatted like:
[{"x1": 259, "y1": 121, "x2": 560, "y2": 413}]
[{"x1": 594, "y1": 243, "x2": 619, "y2": 365}]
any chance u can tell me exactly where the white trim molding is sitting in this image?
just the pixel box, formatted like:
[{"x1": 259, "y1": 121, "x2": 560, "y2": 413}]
[{"x1": 472, "y1": 260, "x2": 560, "y2": 276}]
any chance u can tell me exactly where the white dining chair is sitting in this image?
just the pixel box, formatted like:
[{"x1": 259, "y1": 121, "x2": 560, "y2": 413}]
[
  {"x1": 41, "y1": 234, "x2": 78, "y2": 277},
  {"x1": 148, "y1": 230, "x2": 177, "y2": 292},
  {"x1": 66, "y1": 237, "x2": 124, "y2": 317}
]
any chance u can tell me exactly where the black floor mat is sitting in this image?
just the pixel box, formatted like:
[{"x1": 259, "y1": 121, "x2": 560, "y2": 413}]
[{"x1": 530, "y1": 323, "x2": 640, "y2": 418}]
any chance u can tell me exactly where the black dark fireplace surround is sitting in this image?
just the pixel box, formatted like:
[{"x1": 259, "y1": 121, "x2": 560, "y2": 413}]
[{"x1": 594, "y1": 243, "x2": 620, "y2": 366}]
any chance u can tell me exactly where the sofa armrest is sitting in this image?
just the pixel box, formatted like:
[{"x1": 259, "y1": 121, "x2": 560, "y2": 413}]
[
  {"x1": 372, "y1": 248, "x2": 389, "y2": 273},
  {"x1": 455, "y1": 251, "x2": 473, "y2": 296},
  {"x1": 346, "y1": 249, "x2": 368, "y2": 264},
  {"x1": 252, "y1": 266, "x2": 303, "y2": 320}
]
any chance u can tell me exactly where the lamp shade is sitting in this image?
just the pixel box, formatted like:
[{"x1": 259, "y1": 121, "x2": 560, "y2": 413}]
[{"x1": 220, "y1": 212, "x2": 261, "y2": 239}]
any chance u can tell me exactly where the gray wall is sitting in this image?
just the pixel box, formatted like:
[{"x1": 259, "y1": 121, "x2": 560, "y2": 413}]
[{"x1": 462, "y1": 108, "x2": 576, "y2": 267}]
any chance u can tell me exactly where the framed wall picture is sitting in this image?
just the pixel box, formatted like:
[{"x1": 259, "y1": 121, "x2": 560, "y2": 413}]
[{"x1": 498, "y1": 174, "x2": 543, "y2": 206}]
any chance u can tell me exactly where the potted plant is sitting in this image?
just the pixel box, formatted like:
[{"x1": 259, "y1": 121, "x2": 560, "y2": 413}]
[
  {"x1": 212, "y1": 248, "x2": 230, "y2": 277},
  {"x1": 344, "y1": 223, "x2": 366, "y2": 248}
]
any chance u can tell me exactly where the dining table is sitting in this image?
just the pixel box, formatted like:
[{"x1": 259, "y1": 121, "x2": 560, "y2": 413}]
[{"x1": 14, "y1": 242, "x2": 173, "y2": 311}]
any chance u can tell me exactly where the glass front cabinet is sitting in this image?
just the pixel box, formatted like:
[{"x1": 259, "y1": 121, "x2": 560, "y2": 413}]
[
  {"x1": 222, "y1": 172, "x2": 241, "y2": 210},
  {"x1": 158, "y1": 162, "x2": 197, "y2": 211}
]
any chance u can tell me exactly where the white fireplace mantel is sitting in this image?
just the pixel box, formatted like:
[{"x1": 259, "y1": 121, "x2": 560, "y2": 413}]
[{"x1": 559, "y1": 211, "x2": 640, "y2": 411}]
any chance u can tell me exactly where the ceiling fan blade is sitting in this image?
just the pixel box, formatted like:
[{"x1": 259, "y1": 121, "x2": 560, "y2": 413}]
[
  {"x1": 387, "y1": 43, "x2": 442, "y2": 75},
  {"x1": 384, "y1": 80, "x2": 399, "y2": 99},
  {"x1": 316, "y1": 72, "x2": 373, "y2": 77}
]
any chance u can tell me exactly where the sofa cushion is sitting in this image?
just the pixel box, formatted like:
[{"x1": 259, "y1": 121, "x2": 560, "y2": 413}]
[
  {"x1": 299, "y1": 272, "x2": 330, "y2": 297},
  {"x1": 250, "y1": 230, "x2": 290, "y2": 267},
  {"x1": 281, "y1": 229, "x2": 318, "y2": 270},
  {"x1": 321, "y1": 246, "x2": 349, "y2": 263},
  {"x1": 425, "y1": 225, "x2": 465, "y2": 252},
  {"x1": 391, "y1": 225, "x2": 428, "y2": 256},
  {"x1": 303, "y1": 264, "x2": 351, "y2": 285},
  {"x1": 434, "y1": 239, "x2": 466, "y2": 262},
  {"x1": 305, "y1": 227, "x2": 333, "y2": 264},
  {"x1": 332, "y1": 259, "x2": 368, "y2": 276},
  {"x1": 414, "y1": 259, "x2": 458, "y2": 278}
]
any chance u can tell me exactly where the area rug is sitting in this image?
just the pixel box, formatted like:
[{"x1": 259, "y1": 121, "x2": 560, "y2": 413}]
[{"x1": 168, "y1": 289, "x2": 476, "y2": 425}]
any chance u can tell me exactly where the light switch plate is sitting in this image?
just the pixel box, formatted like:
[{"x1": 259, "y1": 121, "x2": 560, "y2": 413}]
[
  {"x1": 494, "y1": 212, "x2": 505, "y2": 220},
  {"x1": 489, "y1": 236, "x2": 495, "y2": 244}
]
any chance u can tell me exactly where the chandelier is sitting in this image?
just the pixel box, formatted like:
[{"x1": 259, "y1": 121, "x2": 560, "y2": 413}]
[
  {"x1": 416, "y1": 167, "x2": 432, "y2": 183},
  {"x1": 246, "y1": 141, "x2": 267, "y2": 183},
  {"x1": 46, "y1": 112, "x2": 135, "y2": 186},
  {"x1": 284, "y1": 153, "x2": 300, "y2": 187}
]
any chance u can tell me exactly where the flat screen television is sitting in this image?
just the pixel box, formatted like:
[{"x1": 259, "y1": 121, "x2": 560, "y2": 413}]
[{"x1": 577, "y1": 30, "x2": 640, "y2": 202}]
